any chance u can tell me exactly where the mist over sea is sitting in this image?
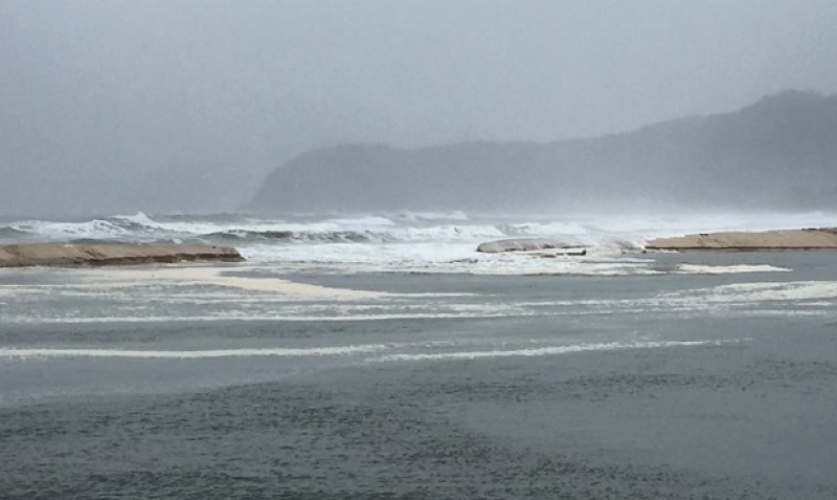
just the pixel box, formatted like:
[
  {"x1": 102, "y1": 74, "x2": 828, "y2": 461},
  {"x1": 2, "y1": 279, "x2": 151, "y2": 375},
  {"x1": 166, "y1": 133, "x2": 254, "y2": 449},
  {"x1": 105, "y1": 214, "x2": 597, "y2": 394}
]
[
  {"x1": 4, "y1": 0, "x2": 837, "y2": 496},
  {"x1": 2, "y1": 210, "x2": 837, "y2": 498}
]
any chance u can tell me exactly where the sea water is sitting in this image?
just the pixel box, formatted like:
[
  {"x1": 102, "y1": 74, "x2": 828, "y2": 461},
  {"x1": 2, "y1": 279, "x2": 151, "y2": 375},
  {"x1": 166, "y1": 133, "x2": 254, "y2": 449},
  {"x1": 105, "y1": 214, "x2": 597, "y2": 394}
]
[
  {"x1": 1, "y1": 212, "x2": 837, "y2": 498},
  {"x1": 3, "y1": 209, "x2": 836, "y2": 272}
]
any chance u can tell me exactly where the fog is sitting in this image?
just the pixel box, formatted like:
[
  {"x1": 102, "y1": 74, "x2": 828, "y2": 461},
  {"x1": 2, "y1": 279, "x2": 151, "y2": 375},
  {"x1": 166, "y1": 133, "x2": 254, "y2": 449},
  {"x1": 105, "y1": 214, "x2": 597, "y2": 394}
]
[{"x1": 2, "y1": 1, "x2": 837, "y2": 216}]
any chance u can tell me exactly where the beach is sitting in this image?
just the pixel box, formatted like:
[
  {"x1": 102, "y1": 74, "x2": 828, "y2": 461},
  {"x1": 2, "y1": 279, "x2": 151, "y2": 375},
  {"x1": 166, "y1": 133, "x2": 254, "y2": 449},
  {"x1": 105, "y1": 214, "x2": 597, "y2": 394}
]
[
  {"x1": 2, "y1": 213, "x2": 837, "y2": 498},
  {"x1": 0, "y1": 242, "x2": 243, "y2": 268},
  {"x1": 646, "y1": 227, "x2": 837, "y2": 251},
  {"x1": 2, "y1": 251, "x2": 837, "y2": 498}
]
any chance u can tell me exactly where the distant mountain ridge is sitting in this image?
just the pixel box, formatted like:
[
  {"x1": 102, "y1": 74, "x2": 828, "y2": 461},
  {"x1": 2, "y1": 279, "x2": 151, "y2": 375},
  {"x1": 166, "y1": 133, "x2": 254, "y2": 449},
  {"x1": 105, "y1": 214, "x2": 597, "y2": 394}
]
[{"x1": 250, "y1": 90, "x2": 837, "y2": 213}]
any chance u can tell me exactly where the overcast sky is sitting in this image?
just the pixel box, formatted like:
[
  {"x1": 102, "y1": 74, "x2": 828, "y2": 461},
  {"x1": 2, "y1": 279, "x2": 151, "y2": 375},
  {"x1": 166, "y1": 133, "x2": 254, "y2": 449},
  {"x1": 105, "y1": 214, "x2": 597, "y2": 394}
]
[{"x1": 2, "y1": 0, "x2": 837, "y2": 216}]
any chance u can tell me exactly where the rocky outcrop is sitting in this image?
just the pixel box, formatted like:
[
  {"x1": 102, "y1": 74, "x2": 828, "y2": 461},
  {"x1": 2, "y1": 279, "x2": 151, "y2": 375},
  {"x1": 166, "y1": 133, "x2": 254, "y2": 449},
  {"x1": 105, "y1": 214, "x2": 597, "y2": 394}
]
[
  {"x1": 477, "y1": 238, "x2": 583, "y2": 254},
  {"x1": 0, "y1": 242, "x2": 244, "y2": 268},
  {"x1": 645, "y1": 228, "x2": 837, "y2": 251}
]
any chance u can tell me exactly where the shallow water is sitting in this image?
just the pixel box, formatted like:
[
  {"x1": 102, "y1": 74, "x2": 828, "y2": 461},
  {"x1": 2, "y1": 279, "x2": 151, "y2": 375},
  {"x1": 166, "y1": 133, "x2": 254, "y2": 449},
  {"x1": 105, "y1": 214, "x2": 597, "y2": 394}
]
[{"x1": 1, "y1": 251, "x2": 837, "y2": 498}]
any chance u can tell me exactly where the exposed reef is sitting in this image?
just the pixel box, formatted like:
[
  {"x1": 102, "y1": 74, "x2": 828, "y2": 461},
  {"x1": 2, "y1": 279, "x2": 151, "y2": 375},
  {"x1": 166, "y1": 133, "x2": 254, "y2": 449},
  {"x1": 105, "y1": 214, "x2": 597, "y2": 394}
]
[{"x1": 477, "y1": 238, "x2": 583, "y2": 254}]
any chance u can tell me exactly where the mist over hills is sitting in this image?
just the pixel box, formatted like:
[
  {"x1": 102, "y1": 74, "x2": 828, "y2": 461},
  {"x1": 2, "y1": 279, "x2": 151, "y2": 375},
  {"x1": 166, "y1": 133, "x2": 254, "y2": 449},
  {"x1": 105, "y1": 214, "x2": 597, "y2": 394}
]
[{"x1": 250, "y1": 90, "x2": 837, "y2": 214}]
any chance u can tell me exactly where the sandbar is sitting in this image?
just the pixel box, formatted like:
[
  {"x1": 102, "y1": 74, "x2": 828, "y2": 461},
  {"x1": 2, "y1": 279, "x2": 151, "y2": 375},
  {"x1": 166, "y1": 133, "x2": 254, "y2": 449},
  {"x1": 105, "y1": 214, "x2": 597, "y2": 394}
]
[
  {"x1": 0, "y1": 242, "x2": 244, "y2": 268},
  {"x1": 645, "y1": 228, "x2": 837, "y2": 251},
  {"x1": 92, "y1": 265, "x2": 383, "y2": 300}
]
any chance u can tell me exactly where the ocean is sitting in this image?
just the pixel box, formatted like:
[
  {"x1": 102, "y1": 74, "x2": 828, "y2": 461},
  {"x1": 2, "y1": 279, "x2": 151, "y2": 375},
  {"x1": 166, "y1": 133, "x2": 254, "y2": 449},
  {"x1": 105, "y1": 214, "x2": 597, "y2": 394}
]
[{"x1": 2, "y1": 211, "x2": 837, "y2": 499}]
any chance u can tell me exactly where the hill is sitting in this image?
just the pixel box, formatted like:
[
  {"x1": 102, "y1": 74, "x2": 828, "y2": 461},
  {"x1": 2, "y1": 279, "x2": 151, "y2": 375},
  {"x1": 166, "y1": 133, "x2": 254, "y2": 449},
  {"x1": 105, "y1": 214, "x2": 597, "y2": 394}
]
[{"x1": 249, "y1": 90, "x2": 837, "y2": 213}]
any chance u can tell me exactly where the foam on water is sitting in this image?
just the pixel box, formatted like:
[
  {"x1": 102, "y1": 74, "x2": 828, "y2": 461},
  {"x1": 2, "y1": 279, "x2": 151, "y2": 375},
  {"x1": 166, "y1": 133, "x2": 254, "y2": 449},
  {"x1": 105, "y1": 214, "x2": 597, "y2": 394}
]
[
  {"x1": 0, "y1": 344, "x2": 389, "y2": 360},
  {"x1": 6, "y1": 219, "x2": 132, "y2": 241},
  {"x1": 651, "y1": 281, "x2": 837, "y2": 314},
  {"x1": 372, "y1": 340, "x2": 730, "y2": 362},
  {"x1": 3, "y1": 210, "x2": 835, "y2": 274},
  {"x1": 238, "y1": 241, "x2": 658, "y2": 276},
  {"x1": 676, "y1": 264, "x2": 791, "y2": 274},
  {"x1": 4, "y1": 267, "x2": 836, "y2": 325},
  {"x1": 0, "y1": 339, "x2": 733, "y2": 364},
  {"x1": 707, "y1": 281, "x2": 837, "y2": 302},
  {"x1": 214, "y1": 210, "x2": 836, "y2": 272},
  {"x1": 111, "y1": 211, "x2": 159, "y2": 227},
  {"x1": 1, "y1": 306, "x2": 533, "y2": 325}
]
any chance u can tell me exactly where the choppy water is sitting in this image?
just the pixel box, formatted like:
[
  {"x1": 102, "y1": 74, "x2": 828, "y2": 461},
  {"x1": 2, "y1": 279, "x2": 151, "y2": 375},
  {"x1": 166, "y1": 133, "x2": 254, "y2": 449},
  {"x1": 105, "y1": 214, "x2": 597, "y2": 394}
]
[
  {"x1": 2, "y1": 210, "x2": 836, "y2": 274},
  {"x1": 2, "y1": 213, "x2": 837, "y2": 498}
]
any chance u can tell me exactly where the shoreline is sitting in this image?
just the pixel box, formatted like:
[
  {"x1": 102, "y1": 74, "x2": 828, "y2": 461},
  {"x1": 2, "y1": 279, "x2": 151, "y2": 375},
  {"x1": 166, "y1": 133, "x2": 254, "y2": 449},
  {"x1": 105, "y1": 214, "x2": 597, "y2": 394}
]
[
  {"x1": 645, "y1": 227, "x2": 837, "y2": 251},
  {"x1": 0, "y1": 242, "x2": 244, "y2": 268}
]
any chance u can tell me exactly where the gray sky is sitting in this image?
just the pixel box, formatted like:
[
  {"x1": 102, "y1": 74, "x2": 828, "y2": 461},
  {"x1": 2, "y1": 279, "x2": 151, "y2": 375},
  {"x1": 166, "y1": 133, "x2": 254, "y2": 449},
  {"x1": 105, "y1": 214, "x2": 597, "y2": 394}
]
[{"x1": 2, "y1": 0, "x2": 837, "y2": 216}]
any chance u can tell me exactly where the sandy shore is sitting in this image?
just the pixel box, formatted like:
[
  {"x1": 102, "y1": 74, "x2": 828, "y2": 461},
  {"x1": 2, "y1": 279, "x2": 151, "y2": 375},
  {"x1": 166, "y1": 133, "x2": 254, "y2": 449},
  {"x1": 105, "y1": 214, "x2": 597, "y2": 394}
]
[
  {"x1": 646, "y1": 227, "x2": 837, "y2": 251},
  {"x1": 0, "y1": 242, "x2": 244, "y2": 268},
  {"x1": 90, "y1": 266, "x2": 384, "y2": 300}
]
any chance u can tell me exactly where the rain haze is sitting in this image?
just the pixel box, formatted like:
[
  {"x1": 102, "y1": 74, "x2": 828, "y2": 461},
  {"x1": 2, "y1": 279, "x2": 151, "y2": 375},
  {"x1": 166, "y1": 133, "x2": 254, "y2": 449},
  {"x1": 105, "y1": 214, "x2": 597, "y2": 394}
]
[
  {"x1": 7, "y1": 4, "x2": 837, "y2": 499},
  {"x1": 2, "y1": 0, "x2": 837, "y2": 216}
]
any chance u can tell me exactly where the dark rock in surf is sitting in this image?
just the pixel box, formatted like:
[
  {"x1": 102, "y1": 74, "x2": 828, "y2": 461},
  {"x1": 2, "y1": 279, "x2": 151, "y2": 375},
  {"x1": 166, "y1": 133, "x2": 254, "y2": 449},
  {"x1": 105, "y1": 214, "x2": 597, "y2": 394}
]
[{"x1": 476, "y1": 238, "x2": 581, "y2": 254}]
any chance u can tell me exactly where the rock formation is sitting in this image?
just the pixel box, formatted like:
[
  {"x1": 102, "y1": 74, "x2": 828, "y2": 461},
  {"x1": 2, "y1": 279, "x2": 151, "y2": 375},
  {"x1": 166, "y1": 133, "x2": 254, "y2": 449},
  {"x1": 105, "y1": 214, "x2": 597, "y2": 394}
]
[{"x1": 476, "y1": 238, "x2": 581, "y2": 254}]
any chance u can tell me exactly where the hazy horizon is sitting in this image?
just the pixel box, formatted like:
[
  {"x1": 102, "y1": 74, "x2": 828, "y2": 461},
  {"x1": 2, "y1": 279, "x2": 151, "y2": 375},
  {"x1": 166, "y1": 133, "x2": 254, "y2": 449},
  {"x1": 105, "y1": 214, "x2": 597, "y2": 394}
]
[{"x1": 2, "y1": 1, "x2": 837, "y2": 217}]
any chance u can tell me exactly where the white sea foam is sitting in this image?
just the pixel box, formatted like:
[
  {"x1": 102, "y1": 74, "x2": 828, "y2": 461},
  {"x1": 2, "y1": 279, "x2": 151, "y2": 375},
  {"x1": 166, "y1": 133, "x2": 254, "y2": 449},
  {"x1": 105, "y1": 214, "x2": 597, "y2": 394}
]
[
  {"x1": 652, "y1": 281, "x2": 837, "y2": 312},
  {"x1": 373, "y1": 340, "x2": 729, "y2": 362},
  {"x1": 111, "y1": 211, "x2": 159, "y2": 226},
  {"x1": 676, "y1": 264, "x2": 791, "y2": 274},
  {"x1": 8, "y1": 219, "x2": 131, "y2": 240},
  {"x1": 0, "y1": 344, "x2": 390, "y2": 360},
  {"x1": 0, "y1": 339, "x2": 734, "y2": 364},
  {"x1": 227, "y1": 210, "x2": 837, "y2": 268},
  {"x1": 164, "y1": 214, "x2": 396, "y2": 237},
  {"x1": 1, "y1": 307, "x2": 533, "y2": 325},
  {"x1": 4, "y1": 210, "x2": 836, "y2": 273},
  {"x1": 707, "y1": 281, "x2": 837, "y2": 302},
  {"x1": 239, "y1": 242, "x2": 659, "y2": 276}
]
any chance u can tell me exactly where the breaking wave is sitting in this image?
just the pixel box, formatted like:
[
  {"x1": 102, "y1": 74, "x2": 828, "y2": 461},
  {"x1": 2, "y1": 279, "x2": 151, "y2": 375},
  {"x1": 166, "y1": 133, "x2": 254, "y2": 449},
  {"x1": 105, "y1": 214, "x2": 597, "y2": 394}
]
[
  {"x1": 205, "y1": 230, "x2": 373, "y2": 243},
  {"x1": 0, "y1": 211, "x2": 634, "y2": 248},
  {"x1": 2, "y1": 219, "x2": 133, "y2": 241},
  {"x1": 3, "y1": 210, "x2": 834, "y2": 269}
]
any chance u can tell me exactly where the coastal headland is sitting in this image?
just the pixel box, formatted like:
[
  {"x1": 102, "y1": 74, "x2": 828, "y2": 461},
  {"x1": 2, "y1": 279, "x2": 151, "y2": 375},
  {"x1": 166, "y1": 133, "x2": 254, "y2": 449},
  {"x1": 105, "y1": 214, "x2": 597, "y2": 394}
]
[
  {"x1": 646, "y1": 228, "x2": 837, "y2": 251},
  {"x1": 250, "y1": 91, "x2": 837, "y2": 215},
  {"x1": 0, "y1": 242, "x2": 244, "y2": 268}
]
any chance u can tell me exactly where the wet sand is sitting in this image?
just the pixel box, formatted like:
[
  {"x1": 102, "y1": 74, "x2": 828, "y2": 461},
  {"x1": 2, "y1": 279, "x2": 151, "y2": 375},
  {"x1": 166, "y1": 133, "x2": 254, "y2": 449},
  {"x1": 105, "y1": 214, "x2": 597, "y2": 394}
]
[
  {"x1": 0, "y1": 242, "x2": 243, "y2": 268},
  {"x1": 646, "y1": 227, "x2": 837, "y2": 251},
  {"x1": 86, "y1": 265, "x2": 384, "y2": 300}
]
